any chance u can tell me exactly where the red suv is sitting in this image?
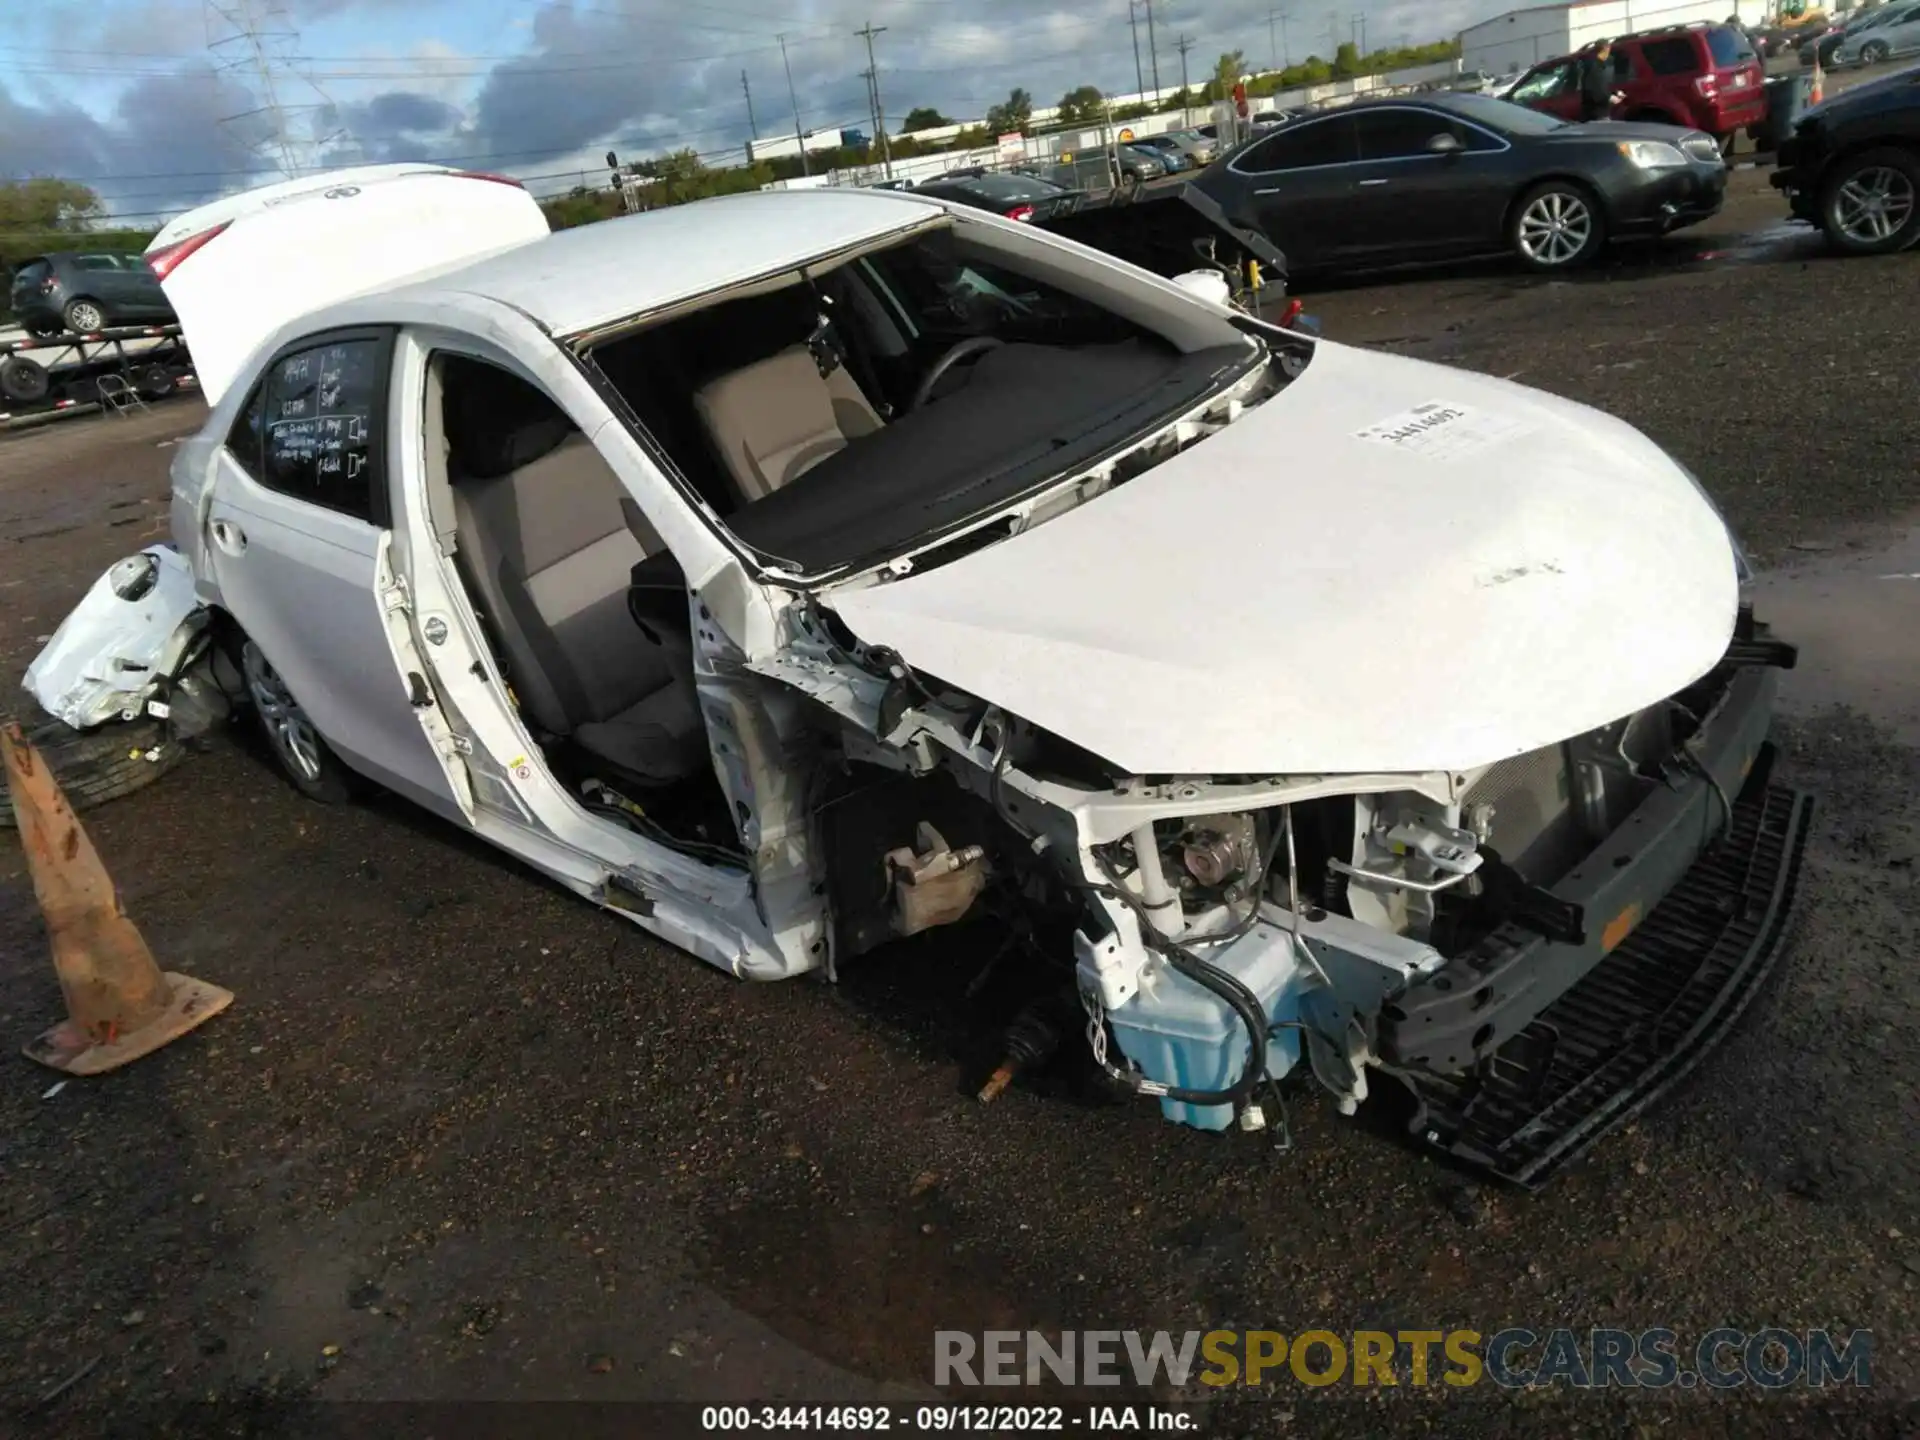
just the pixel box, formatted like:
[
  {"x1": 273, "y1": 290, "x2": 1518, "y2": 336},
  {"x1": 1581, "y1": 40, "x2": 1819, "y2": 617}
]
[{"x1": 1504, "y1": 23, "x2": 1766, "y2": 149}]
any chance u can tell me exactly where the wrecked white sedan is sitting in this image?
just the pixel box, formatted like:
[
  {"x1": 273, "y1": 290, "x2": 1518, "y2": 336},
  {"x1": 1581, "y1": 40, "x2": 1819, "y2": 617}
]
[{"x1": 31, "y1": 168, "x2": 1810, "y2": 1185}]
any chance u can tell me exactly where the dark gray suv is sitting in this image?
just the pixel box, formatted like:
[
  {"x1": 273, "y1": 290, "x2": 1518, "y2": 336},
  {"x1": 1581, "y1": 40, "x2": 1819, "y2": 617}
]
[{"x1": 8, "y1": 251, "x2": 176, "y2": 337}]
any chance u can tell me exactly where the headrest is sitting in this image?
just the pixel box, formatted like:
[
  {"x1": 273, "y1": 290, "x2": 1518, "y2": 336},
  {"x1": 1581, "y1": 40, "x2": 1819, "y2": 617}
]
[{"x1": 442, "y1": 356, "x2": 578, "y2": 481}]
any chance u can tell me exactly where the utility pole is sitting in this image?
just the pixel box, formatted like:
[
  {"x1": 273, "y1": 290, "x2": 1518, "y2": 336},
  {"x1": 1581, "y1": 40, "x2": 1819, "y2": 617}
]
[
  {"x1": 1128, "y1": 0, "x2": 1145, "y2": 98},
  {"x1": 855, "y1": 20, "x2": 893, "y2": 178},
  {"x1": 741, "y1": 68, "x2": 758, "y2": 141},
  {"x1": 1175, "y1": 33, "x2": 1194, "y2": 125},
  {"x1": 778, "y1": 33, "x2": 809, "y2": 177},
  {"x1": 1142, "y1": 0, "x2": 1161, "y2": 98}
]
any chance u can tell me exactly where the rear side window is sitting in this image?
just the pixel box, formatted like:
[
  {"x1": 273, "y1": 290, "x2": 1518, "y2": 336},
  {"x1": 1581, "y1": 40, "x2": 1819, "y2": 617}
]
[
  {"x1": 1237, "y1": 114, "x2": 1358, "y2": 171},
  {"x1": 228, "y1": 332, "x2": 390, "y2": 523},
  {"x1": 1640, "y1": 37, "x2": 1700, "y2": 75},
  {"x1": 72, "y1": 255, "x2": 124, "y2": 271},
  {"x1": 1353, "y1": 108, "x2": 1495, "y2": 160},
  {"x1": 1705, "y1": 26, "x2": 1753, "y2": 66}
]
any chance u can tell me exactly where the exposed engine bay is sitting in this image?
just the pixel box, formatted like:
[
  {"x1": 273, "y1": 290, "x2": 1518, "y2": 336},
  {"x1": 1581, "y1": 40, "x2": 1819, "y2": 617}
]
[{"x1": 776, "y1": 599, "x2": 1804, "y2": 1179}]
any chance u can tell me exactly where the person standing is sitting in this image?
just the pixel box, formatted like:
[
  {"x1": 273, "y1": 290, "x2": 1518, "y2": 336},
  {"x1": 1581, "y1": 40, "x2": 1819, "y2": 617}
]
[{"x1": 1579, "y1": 39, "x2": 1616, "y2": 122}]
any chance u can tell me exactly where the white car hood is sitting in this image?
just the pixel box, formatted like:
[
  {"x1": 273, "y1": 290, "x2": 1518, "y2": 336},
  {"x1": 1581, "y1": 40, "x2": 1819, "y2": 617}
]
[{"x1": 827, "y1": 339, "x2": 1740, "y2": 776}]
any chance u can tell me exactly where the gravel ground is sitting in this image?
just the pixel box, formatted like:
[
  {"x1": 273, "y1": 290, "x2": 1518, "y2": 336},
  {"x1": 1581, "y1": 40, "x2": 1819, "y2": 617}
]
[{"x1": 1, "y1": 173, "x2": 1916, "y2": 1439}]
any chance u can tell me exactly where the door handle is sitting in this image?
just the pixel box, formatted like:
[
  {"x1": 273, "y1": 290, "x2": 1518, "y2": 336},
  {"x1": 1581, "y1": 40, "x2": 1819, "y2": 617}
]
[
  {"x1": 1358, "y1": 178, "x2": 1391, "y2": 187},
  {"x1": 210, "y1": 519, "x2": 247, "y2": 555}
]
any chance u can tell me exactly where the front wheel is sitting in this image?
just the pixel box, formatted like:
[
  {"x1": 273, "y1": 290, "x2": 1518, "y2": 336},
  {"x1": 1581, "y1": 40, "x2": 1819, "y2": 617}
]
[
  {"x1": 1509, "y1": 181, "x2": 1606, "y2": 272},
  {"x1": 1819, "y1": 147, "x2": 1920, "y2": 255},
  {"x1": 239, "y1": 638, "x2": 354, "y2": 803}
]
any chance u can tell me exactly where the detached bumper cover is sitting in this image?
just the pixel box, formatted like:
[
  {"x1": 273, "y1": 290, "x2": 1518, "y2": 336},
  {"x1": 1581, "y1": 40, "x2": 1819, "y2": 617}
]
[{"x1": 1381, "y1": 649, "x2": 1813, "y2": 1187}]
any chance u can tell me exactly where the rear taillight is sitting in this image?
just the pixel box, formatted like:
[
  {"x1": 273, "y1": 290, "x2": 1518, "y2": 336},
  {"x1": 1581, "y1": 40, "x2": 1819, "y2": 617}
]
[
  {"x1": 38, "y1": 277, "x2": 56, "y2": 293},
  {"x1": 1003, "y1": 204, "x2": 1036, "y2": 222},
  {"x1": 145, "y1": 220, "x2": 231, "y2": 281},
  {"x1": 1695, "y1": 74, "x2": 1718, "y2": 96},
  {"x1": 451, "y1": 170, "x2": 526, "y2": 189}
]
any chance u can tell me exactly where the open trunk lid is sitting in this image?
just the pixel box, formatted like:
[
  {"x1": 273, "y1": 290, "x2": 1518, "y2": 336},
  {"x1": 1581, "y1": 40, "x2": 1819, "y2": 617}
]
[{"x1": 144, "y1": 164, "x2": 551, "y2": 406}]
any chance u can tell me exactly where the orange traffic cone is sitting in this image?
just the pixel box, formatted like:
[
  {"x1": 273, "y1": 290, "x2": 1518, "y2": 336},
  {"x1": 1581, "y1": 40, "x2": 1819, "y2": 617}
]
[
  {"x1": 1810, "y1": 55, "x2": 1824, "y2": 106},
  {"x1": 2, "y1": 722, "x2": 231, "y2": 1074}
]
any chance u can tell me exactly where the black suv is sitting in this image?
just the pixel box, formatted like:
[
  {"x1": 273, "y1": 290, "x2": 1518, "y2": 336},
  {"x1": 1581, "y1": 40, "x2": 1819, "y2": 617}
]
[
  {"x1": 8, "y1": 251, "x2": 175, "y2": 337},
  {"x1": 1772, "y1": 65, "x2": 1920, "y2": 254}
]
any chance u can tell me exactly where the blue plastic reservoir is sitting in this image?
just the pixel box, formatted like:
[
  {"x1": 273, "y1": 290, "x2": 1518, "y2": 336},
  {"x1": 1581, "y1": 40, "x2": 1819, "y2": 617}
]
[{"x1": 1104, "y1": 924, "x2": 1311, "y2": 1131}]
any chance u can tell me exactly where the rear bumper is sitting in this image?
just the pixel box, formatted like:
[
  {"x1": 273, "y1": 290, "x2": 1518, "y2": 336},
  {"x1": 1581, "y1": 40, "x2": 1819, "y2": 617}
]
[
  {"x1": 1610, "y1": 164, "x2": 1729, "y2": 236},
  {"x1": 1771, "y1": 160, "x2": 1824, "y2": 222}
]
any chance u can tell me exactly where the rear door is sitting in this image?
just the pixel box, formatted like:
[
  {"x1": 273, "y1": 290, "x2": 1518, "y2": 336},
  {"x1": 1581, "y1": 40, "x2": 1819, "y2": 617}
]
[
  {"x1": 1225, "y1": 112, "x2": 1362, "y2": 267},
  {"x1": 1342, "y1": 107, "x2": 1512, "y2": 259},
  {"x1": 206, "y1": 326, "x2": 471, "y2": 822},
  {"x1": 68, "y1": 255, "x2": 132, "y2": 320}
]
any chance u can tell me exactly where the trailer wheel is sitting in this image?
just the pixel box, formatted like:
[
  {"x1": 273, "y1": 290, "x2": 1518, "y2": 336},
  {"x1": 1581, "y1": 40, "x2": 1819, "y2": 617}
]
[
  {"x1": 0, "y1": 355, "x2": 50, "y2": 405},
  {"x1": 135, "y1": 363, "x2": 177, "y2": 401},
  {"x1": 0, "y1": 710, "x2": 190, "y2": 830}
]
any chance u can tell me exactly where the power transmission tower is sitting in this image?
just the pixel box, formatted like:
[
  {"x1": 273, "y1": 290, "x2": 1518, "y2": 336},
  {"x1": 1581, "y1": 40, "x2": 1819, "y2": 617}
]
[
  {"x1": 778, "y1": 33, "x2": 810, "y2": 177},
  {"x1": 742, "y1": 69, "x2": 758, "y2": 140},
  {"x1": 204, "y1": 0, "x2": 345, "y2": 177},
  {"x1": 855, "y1": 20, "x2": 893, "y2": 178},
  {"x1": 1140, "y1": 0, "x2": 1161, "y2": 97},
  {"x1": 1128, "y1": 1, "x2": 1145, "y2": 98}
]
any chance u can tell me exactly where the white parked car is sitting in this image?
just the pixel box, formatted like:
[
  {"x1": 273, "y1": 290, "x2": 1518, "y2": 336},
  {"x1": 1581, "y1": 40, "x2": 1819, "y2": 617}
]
[{"x1": 29, "y1": 165, "x2": 1809, "y2": 1182}]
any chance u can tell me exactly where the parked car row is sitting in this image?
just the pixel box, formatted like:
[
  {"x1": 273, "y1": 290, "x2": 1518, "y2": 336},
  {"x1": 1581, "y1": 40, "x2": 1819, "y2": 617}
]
[{"x1": 1798, "y1": 0, "x2": 1920, "y2": 68}]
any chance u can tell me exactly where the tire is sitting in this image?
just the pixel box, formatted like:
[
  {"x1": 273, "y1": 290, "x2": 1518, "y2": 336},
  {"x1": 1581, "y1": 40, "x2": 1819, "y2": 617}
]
[
  {"x1": 24, "y1": 320, "x2": 62, "y2": 339},
  {"x1": 0, "y1": 355, "x2": 50, "y2": 405},
  {"x1": 134, "y1": 363, "x2": 176, "y2": 401},
  {"x1": 1818, "y1": 147, "x2": 1920, "y2": 256},
  {"x1": 62, "y1": 298, "x2": 107, "y2": 334},
  {"x1": 238, "y1": 637, "x2": 354, "y2": 803},
  {"x1": 0, "y1": 710, "x2": 189, "y2": 830},
  {"x1": 1860, "y1": 40, "x2": 1890, "y2": 66},
  {"x1": 1509, "y1": 180, "x2": 1606, "y2": 272}
]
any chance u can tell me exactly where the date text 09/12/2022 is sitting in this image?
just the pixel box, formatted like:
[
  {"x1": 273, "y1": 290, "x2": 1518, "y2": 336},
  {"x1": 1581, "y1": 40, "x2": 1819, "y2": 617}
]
[{"x1": 700, "y1": 1407, "x2": 1192, "y2": 1433}]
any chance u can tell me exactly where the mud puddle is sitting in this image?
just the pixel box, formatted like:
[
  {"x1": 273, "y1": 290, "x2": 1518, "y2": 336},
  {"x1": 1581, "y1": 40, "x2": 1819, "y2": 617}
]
[{"x1": 1751, "y1": 520, "x2": 1920, "y2": 743}]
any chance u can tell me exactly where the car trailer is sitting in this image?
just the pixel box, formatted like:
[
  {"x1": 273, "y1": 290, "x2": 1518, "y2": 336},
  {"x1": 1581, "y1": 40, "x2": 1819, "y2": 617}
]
[{"x1": 0, "y1": 324, "x2": 195, "y2": 429}]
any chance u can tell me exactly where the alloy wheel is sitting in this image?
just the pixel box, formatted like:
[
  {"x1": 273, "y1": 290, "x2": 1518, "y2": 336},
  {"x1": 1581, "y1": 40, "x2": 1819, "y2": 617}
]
[
  {"x1": 65, "y1": 301, "x2": 105, "y2": 333},
  {"x1": 1517, "y1": 190, "x2": 1593, "y2": 266},
  {"x1": 242, "y1": 641, "x2": 324, "y2": 783},
  {"x1": 1833, "y1": 166, "x2": 1915, "y2": 246}
]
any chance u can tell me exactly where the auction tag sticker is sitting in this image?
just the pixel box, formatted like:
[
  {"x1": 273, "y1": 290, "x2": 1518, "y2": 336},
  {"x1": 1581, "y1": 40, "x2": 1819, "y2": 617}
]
[{"x1": 1354, "y1": 401, "x2": 1529, "y2": 461}]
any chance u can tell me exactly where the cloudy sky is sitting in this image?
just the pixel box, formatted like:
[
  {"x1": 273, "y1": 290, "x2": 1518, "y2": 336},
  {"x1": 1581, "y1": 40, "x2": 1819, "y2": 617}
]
[{"x1": 1, "y1": 0, "x2": 1497, "y2": 223}]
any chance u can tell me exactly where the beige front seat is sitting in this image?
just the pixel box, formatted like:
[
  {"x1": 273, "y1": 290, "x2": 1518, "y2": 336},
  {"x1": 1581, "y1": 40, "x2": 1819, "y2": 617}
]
[{"x1": 692, "y1": 345, "x2": 882, "y2": 506}]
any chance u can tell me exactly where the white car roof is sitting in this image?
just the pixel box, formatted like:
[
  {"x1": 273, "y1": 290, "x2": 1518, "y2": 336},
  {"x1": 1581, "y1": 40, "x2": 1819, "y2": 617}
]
[{"x1": 379, "y1": 187, "x2": 944, "y2": 338}]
